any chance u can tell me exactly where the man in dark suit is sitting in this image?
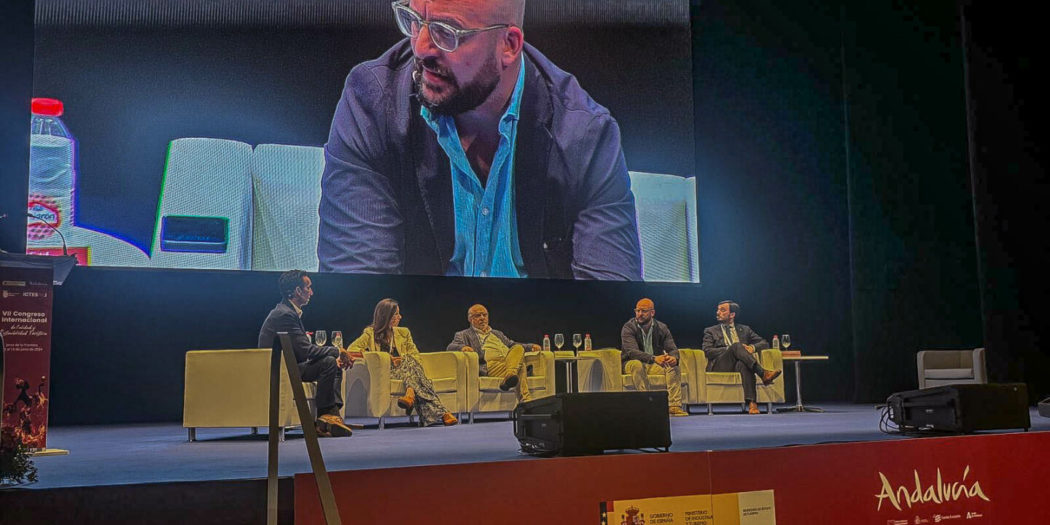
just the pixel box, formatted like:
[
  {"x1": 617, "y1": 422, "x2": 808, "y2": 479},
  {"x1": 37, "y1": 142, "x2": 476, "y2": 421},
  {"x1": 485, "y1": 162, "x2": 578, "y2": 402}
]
[
  {"x1": 621, "y1": 298, "x2": 689, "y2": 417},
  {"x1": 317, "y1": 0, "x2": 641, "y2": 280},
  {"x1": 447, "y1": 304, "x2": 538, "y2": 401},
  {"x1": 701, "y1": 300, "x2": 782, "y2": 414},
  {"x1": 258, "y1": 270, "x2": 354, "y2": 437}
]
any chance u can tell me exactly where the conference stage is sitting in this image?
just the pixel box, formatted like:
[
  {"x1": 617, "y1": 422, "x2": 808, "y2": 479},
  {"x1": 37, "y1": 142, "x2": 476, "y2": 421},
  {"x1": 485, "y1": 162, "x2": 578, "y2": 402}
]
[{"x1": 4, "y1": 404, "x2": 1049, "y2": 524}]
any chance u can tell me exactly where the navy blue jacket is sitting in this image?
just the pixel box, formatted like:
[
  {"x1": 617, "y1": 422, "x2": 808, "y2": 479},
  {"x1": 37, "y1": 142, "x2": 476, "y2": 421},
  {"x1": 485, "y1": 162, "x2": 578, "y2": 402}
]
[
  {"x1": 317, "y1": 40, "x2": 641, "y2": 280},
  {"x1": 258, "y1": 300, "x2": 337, "y2": 364}
]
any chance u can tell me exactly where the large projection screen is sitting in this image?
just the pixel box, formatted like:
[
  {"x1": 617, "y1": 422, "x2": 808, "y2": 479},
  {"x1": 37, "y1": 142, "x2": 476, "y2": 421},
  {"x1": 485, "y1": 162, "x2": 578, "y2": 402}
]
[{"x1": 27, "y1": 0, "x2": 697, "y2": 282}]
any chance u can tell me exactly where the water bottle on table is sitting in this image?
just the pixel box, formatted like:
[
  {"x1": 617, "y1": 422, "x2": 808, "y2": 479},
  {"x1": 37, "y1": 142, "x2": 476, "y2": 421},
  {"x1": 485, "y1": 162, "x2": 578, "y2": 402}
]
[{"x1": 27, "y1": 98, "x2": 76, "y2": 250}]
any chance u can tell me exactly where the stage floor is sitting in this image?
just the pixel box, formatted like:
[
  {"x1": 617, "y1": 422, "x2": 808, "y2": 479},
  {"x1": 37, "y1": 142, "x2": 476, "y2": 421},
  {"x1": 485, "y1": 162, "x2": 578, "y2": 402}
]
[{"x1": 30, "y1": 403, "x2": 1050, "y2": 490}]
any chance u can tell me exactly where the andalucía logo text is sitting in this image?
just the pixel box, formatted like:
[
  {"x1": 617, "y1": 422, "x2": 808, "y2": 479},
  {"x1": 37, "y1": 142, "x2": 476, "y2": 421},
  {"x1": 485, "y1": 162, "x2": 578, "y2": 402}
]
[{"x1": 875, "y1": 466, "x2": 990, "y2": 511}]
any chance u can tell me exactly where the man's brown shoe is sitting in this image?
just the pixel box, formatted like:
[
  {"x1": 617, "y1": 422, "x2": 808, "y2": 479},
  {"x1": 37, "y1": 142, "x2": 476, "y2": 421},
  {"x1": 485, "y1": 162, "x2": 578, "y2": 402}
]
[
  {"x1": 397, "y1": 387, "x2": 416, "y2": 412},
  {"x1": 760, "y1": 369, "x2": 782, "y2": 386},
  {"x1": 317, "y1": 414, "x2": 353, "y2": 437},
  {"x1": 442, "y1": 412, "x2": 458, "y2": 426},
  {"x1": 747, "y1": 402, "x2": 761, "y2": 415},
  {"x1": 668, "y1": 406, "x2": 689, "y2": 417}
]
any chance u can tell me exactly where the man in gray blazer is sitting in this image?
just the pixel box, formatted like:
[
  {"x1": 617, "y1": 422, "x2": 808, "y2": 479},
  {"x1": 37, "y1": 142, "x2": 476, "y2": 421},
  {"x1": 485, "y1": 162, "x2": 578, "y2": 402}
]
[
  {"x1": 447, "y1": 304, "x2": 538, "y2": 401},
  {"x1": 701, "y1": 300, "x2": 782, "y2": 414}
]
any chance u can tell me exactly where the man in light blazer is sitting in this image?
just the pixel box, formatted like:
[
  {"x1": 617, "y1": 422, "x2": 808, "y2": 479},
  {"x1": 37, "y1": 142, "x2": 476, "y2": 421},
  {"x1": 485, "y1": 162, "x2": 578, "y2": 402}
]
[
  {"x1": 447, "y1": 304, "x2": 538, "y2": 401},
  {"x1": 701, "y1": 300, "x2": 782, "y2": 414}
]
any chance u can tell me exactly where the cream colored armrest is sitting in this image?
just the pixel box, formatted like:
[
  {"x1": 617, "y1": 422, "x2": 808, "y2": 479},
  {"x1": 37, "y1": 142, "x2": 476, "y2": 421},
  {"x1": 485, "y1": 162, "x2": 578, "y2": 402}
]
[
  {"x1": 678, "y1": 349, "x2": 704, "y2": 404},
  {"x1": 525, "y1": 351, "x2": 556, "y2": 396},
  {"x1": 418, "y1": 352, "x2": 465, "y2": 413},
  {"x1": 578, "y1": 348, "x2": 624, "y2": 392},
  {"x1": 345, "y1": 352, "x2": 392, "y2": 418}
]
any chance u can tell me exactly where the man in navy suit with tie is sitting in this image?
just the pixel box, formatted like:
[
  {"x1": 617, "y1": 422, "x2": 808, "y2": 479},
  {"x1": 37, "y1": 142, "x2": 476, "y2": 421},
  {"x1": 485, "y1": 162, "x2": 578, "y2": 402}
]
[{"x1": 701, "y1": 300, "x2": 782, "y2": 414}]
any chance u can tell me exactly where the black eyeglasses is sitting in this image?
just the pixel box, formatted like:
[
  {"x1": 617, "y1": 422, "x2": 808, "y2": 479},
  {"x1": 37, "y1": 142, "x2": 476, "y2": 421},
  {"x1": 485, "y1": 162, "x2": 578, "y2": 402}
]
[{"x1": 392, "y1": 1, "x2": 509, "y2": 53}]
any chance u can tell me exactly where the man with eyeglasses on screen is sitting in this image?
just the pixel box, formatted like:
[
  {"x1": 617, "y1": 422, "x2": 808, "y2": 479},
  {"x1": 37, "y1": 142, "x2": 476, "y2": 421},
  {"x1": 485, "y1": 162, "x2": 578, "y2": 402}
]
[
  {"x1": 317, "y1": 0, "x2": 641, "y2": 281},
  {"x1": 621, "y1": 298, "x2": 689, "y2": 417}
]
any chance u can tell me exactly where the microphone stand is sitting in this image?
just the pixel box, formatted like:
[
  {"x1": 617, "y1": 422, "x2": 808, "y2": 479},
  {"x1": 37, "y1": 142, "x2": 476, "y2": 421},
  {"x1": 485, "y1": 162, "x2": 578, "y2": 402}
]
[{"x1": 26, "y1": 212, "x2": 68, "y2": 256}]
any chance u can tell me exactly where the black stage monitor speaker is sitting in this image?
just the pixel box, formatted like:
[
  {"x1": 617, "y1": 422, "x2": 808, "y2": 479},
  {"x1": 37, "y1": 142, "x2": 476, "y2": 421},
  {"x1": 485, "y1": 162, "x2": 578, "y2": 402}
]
[
  {"x1": 887, "y1": 383, "x2": 1030, "y2": 433},
  {"x1": 513, "y1": 392, "x2": 671, "y2": 456}
]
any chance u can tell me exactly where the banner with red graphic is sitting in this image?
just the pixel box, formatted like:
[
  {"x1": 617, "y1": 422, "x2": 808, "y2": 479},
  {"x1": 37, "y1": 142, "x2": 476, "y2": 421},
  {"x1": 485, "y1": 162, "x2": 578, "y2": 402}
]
[
  {"x1": 296, "y1": 430, "x2": 1050, "y2": 524},
  {"x1": 1, "y1": 266, "x2": 54, "y2": 449}
]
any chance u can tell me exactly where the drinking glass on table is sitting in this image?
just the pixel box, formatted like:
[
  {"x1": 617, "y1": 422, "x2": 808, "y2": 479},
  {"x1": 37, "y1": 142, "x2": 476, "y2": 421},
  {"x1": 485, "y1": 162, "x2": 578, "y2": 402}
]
[
  {"x1": 315, "y1": 330, "x2": 327, "y2": 346},
  {"x1": 572, "y1": 333, "x2": 582, "y2": 354},
  {"x1": 554, "y1": 333, "x2": 565, "y2": 352},
  {"x1": 781, "y1": 334, "x2": 791, "y2": 350},
  {"x1": 332, "y1": 331, "x2": 343, "y2": 349}
]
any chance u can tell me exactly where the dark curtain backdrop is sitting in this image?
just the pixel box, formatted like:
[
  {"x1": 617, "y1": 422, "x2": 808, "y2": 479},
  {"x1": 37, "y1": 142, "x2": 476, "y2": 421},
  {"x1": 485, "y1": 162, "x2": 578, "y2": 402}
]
[
  {"x1": 962, "y1": 1, "x2": 1050, "y2": 402},
  {"x1": 3, "y1": 1, "x2": 1045, "y2": 425},
  {"x1": 843, "y1": 0, "x2": 983, "y2": 401}
]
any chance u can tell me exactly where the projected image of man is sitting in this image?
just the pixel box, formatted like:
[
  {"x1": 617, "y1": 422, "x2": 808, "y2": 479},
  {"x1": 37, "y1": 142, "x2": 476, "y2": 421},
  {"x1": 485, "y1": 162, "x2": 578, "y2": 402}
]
[{"x1": 317, "y1": 0, "x2": 641, "y2": 280}]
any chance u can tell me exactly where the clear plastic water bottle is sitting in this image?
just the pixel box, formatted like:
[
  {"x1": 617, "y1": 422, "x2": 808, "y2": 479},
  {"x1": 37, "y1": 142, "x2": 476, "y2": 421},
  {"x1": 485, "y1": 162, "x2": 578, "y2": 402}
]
[
  {"x1": 27, "y1": 98, "x2": 77, "y2": 249},
  {"x1": 542, "y1": 334, "x2": 551, "y2": 352},
  {"x1": 24, "y1": 98, "x2": 151, "y2": 267},
  {"x1": 584, "y1": 333, "x2": 592, "y2": 352},
  {"x1": 772, "y1": 334, "x2": 780, "y2": 350}
]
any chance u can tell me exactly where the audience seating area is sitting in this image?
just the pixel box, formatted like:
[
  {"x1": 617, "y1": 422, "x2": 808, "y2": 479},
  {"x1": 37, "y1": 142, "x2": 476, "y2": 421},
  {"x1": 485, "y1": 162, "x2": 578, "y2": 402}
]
[{"x1": 182, "y1": 347, "x2": 789, "y2": 438}]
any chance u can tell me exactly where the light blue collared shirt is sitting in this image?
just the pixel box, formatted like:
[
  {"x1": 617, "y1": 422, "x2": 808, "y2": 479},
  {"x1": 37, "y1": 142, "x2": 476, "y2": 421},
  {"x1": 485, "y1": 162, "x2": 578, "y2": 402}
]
[{"x1": 420, "y1": 60, "x2": 527, "y2": 278}]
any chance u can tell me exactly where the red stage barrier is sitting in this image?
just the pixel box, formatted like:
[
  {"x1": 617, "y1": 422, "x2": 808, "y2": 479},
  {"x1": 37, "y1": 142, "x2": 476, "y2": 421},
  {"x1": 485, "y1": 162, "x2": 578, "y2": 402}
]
[{"x1": 297, "y1": 430, "x2": 1050, "y2": 524}]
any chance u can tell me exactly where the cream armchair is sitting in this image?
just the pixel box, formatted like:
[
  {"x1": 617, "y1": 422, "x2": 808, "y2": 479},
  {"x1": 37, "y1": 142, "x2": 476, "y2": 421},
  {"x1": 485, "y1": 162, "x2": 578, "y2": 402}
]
[
  {"x1": 693, "y1": 347, "x2": 785, "y2": 414},
  {"x1": 462, "y1": 350, "x2": 555, "y2": 421},
  {"x1": 577, "y1": 349, "x2": 623, "y2": 393},
  {"x1": 577, "y1": 348, "x2": 703, "y2": 412},
  {"x1": 344, "y1": 351, "x2": 470, "y2": 429},
  {"x1": 183, "y1": 348, "x2": 333, "y2": 441},
  {"x1": 917, "y1": 348, "x2": 987, "y2": 389}
]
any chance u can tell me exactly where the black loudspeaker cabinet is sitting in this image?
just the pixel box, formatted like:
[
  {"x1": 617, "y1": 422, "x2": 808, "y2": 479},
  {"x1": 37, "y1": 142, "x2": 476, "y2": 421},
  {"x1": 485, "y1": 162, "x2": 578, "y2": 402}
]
[
  {"x1": 513, "y1": 391, "x2": 671, "y2": 456},
  {"x1": 887, "y1": 383, "x2": 1030, "y2": 433}
]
